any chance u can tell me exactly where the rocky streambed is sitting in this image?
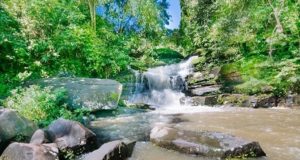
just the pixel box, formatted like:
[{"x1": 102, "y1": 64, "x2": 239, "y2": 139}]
[{"x1": 1, "y1": 101, "x2": 300, "y2": 160}]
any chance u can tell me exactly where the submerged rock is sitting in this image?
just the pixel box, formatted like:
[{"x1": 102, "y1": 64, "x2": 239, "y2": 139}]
[
  {"x1": 150, "y1": 126, "x2": 266, "y2": 159},
  {"x1": 81, "y1": 140, "x2": 136, "y2": 160},
  {"x1": 0, "y1": 142, "x2": 59, "y2": 160},
  {"x1": 32, "y1": 78, "x2": 123, "y2": 111},
  {"x1": 0, "y1": 109, "x2": 37, "y2": 153},
  {"x1": 47, "y1": 118, "x2": 97, "y2": 153}
]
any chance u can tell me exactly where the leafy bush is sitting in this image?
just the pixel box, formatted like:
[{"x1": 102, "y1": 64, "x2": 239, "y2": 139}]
[
  {"x1": 235, "y1": 78, "x2": 271, "y2": 95},
  {"x1": 4, "y1": 85, "x2": 69, "y2": 127}
]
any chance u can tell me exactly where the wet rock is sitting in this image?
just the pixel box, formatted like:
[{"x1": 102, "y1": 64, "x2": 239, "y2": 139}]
[
  {"x1": 190, "y1": 85, "x2": 221, "y2": 96},
  {"x1": 0, "y1": 109, "x2": 37, "y2": 153},
  {"x1": 30, "y1": 129, "x2": 50, "y2": 145},
  {"x1": 150, "y1": 126, "x2": 266, "y2": 159},
  {"x1": 293, "y1": 95, "x2": 300, "y2": 107},
  {"x1": 128, "y1": 103, "x2": 155, "y2": 110},
  {"x1": 47, "y1": 118, "x2": 97, "y2": 153},
  {"x1": 0, "y1": 142, "x2": 59, "y2": 160},
  {"x1": 81, "y1": 140, "x2": 136, "y2": 160},
  {"x1": 218, "y1": 94, "x2": 276, "y2": 108},
  {"x1": 218, "y1": 94, "x2": 251, "y2": 107},
  {"x1": 187, "y1": 66, "x2": 220, "y2": 86},
  {"x1": 180, "y1": 96, "x2": 218, "y2": 106},
  {"x1": 288, "y1": 94, "x2": 300, "y2": 108},
  {"x1": 187, "y1": 74, "x2": 217, "y2": 88},
  {"x1": 31, "y1": 78, "x2": 123, "y2": 111},
  {"x1": 251, "y1": 94, "x2": 276, "y2": 108}
]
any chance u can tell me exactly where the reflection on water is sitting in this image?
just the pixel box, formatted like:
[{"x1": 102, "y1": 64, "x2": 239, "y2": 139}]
[{"x1": 90, "y1": 107, "x2": 300, "y2": 160}]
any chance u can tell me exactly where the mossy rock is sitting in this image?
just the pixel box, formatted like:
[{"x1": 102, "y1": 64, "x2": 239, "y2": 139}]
[{"x1": 218, "y1": 94, "x2": 276, "y2": 108}]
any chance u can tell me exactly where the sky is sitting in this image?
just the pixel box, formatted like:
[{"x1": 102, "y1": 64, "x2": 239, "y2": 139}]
[{"x1": 166, "y1": 0, "x2": 181, "y2": 29}]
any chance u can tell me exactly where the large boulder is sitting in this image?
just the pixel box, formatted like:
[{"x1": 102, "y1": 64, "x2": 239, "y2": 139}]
[
  {"x1": 150, "y1": 126, "x2": 266, "y2": 159},
  {"x1": 47, "y1": 118, "x2": 97, "y2": 153},
  {"x1": 0, "y1": 109, "x2": 37, "y2": 153},
  {"x1": 32, "y1": 78, "x2": 123, "y2": 111},
  {"x1": 81, "y1": 140, "x2": 136, "y2": 160},
  {"x1": 0, "y1": 142, "x2": 59, "y2": 160}
]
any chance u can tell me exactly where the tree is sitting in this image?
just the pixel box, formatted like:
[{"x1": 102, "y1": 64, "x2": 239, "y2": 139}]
[
  {"x1": 99, "y1": 0, "x2": 170, "y2": 35},
  {"x1": 267, "y1": 0, "x2": 285, "y2": 58},
  {"x1": 86, "y1": 0, "x2": 97, "y2": 30}
]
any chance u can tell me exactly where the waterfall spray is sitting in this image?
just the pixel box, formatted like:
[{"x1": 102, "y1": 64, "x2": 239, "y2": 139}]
[{"x1": 128, "y1": 56, "x2": 198, "y2": 108}]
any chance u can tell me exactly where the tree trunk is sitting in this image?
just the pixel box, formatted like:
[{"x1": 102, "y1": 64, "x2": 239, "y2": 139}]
[
  {"x1": 268, "y1": 0, "x2": 284, "y2": 34},
  {"x1": 267, "y1": 0, "x2": 285, "y2": 58},
  {"x1": 88, "y1": 0, "x2": 96, "y2": 30}
]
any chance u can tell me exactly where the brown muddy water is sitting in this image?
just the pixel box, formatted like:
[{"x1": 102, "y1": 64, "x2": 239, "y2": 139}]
[
  {"x1": 91, "y1": 107, "x2": 300, "y2": 160},
  {"x1": 174, "y1": 108, "x2": 300, "y2": 160}
]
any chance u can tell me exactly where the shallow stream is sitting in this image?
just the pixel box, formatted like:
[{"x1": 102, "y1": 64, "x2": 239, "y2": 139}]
[
  {"x1": 91, "y1": 57, "x2": 300, "y2": 160},
  {"x1": 90, "y1": 107, "x2": 300, "y2": 160}
]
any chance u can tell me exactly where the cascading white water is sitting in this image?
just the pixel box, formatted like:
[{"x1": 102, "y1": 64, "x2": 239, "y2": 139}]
[{"x1": 128, "y1": 56, "x2": 198, "y2": 108}]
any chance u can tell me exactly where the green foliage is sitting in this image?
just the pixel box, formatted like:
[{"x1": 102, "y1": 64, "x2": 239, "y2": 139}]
[
  {"x1": 60, "y1": 149, "x2": 76, "y2": 160},
  {"x1": 3, "y1": 85, "x2": 90, "y2": 127},
  {"x1": 3, "y1": 85, "x2": 67, "y2": 126},
  {"x1": 180, "y1": 0, "x2": 300, "y2": 96},
  {"x1": 219, "y1": 55, "x2": 300, "y2": 96},
  {"x1": 0, "y1": 0, "x2": 173, "y2": 81},
  {"x1": 0, "y1": 7, "x2": 28, "y2": 73}
]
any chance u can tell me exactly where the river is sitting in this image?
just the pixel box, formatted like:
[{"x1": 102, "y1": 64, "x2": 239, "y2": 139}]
[{"x1": 91, "y1": 56, "x2": 300, "y2": 160}]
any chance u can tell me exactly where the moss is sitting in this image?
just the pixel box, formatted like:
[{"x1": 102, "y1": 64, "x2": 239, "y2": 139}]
[
  {"x1": 234, "y1": 78, "x2": 272, "y2": 95},
  {"x1": 218, "y1": 94, "x2": 250, "y2": 106}
]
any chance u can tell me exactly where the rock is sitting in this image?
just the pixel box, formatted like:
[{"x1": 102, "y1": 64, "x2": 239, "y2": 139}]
[
  {"x1": 150, "y1": 126, "x2": 266, "y2": 159},
  {"x1": 30, "y1": 129, "x2": 50, "y2": 145},
  {"x1": 187, "y1": 66, "x2": 220, "y2": 86},
  {"x1": 47, "y1": 118, "x2": 97, "y2": 153},
  {"x1": 186, "y1": 73, "x2": 217, "y2": 88},
  {"x1": 0, "y1": 109, "x2": 37, "y2": 153},
  {"x1": 31, "y1": 78, "x2": 123, "y2": 111},
  {"x1": 81, "y1": 140, "x2": 136, "y2": 160},
  {"x1": 290, "y1": 95, "x2": 300, "y2": 107},
  {"x1": 190, "y1": 85, "x2": 221, "y2": 96},
  {"x1": 180, "y1": 96, "x2": 218, "y2": 106},
  {"x1": 251, "y1": 94, "x2": 276, "y2": 108},
  {"x1": 0, "y1": 142, "x2": 59, "y2": 160},
  {"x1": 218, "y1": 94, "x2": 276, "y2": 108},
  {"x1": 218, "y1": 94, "x2": 252, "y2": 107},
  {"x1": 128, "y1": 103, "x2": 155, "y2": 110},
  {"x1": 277, "y1": 94, "x2": 300, "y2": 108}
]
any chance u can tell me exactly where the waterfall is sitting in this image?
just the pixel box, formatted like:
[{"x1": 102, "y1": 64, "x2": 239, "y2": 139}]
[{"x1": 128, "y1": 56, "x2": 198, "y2": 108}]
